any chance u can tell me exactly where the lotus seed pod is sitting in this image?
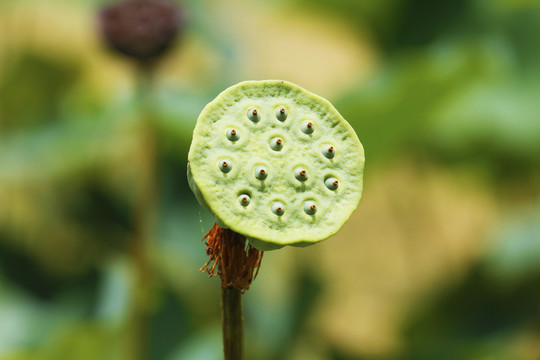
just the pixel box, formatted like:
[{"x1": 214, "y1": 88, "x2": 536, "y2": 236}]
[{"x1": 188, "y1": 80, "x2": 364, "y2": 251}]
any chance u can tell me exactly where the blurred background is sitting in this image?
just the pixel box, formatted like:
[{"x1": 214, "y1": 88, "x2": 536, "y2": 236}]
[{"x1": 1, "y1": 0, "x2": 540, "y2": 359}]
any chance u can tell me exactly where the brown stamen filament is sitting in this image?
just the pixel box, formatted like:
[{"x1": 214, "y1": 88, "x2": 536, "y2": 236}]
[{"x1": 200, "y1": 224, "x2": 264, "y2": 292}]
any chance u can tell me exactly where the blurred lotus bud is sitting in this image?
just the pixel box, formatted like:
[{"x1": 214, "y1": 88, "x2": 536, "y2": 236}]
[{"x1": 99, "y1": 0, "x2": 183, "y2": 60}]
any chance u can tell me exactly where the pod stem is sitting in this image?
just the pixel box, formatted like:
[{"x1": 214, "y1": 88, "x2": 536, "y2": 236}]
[
  {"x1": 222, "y1": 286, "x2": 243, "y2": 360},
  {"x1": 200, "y1": 224, "x2": 264, "y2": 359}
]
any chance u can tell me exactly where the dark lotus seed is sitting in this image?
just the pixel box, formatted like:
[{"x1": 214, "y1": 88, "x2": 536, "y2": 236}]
[
  {"x1": 254, "y1": 166, "x2": 268, "y2": 180},
  {"x1": 271, "y1": 202, "x2": 285, "y2": 216},
  {"x1": 303, "y1": 201, "x2": 318, "y2": 215},
  {"x1": 325, "y1": 177, "x2": 339, "y2": 190},
  {"x1": 247, "y1": 108, "x2": 261, "y2": 122},
  {"x1": 294, "y1": 167, "x2": 308, "y2": 181},
  {"x1": 218, "y1": 159, "x2": 233, "y2": 173},
  {"x1": 226, "y1": 128, "x2": 240, "y2": 141},
  {"x1": 301, "y1": 121, "x2": 314, "y2": 134},
  {"x1": 270, "y1": 137, "x2": 283, "y2": 151},
  {"x1": 321, "y1": 145, "x2": 335, "y2": 159},
  {"x1": 275, "y1": 107, "x2": 288, "y2": 121},
  {"x1": 238, "y1": 194, "x2": 251, "y2": 206}
]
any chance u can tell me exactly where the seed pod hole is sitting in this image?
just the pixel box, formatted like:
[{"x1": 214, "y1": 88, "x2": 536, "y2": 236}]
[
  {"x1": 271, "y1": 202, "x2": 285, "y2": 216},
  {"x1": 226, "y1": 128, "x2": 240, "y2": 141},
  {"x1": 303, "y1": 201, "x2": 318, "y2": 215},
  {"x1": 301, "y1": 121, "x2": 314, "y2": 134},
  {"x1": 321, "y1": 145, "x2": 335, "y2": 159},
  {"x1": 294, "y1": 167, "x2": 308, "y2": 181},
  {"x1": 238, "y1": 194, "x2": 251, "y2": 206},
  {"x1": 325, "y1": 177, "x2": 339, "y2": 190},
  {"x1": 275, "y1": 107, "x2": 288, "y2": 121},
  {"x1": 254, "y1": 166, "x2": 268, "y2": 180},
  {"x1": 247, "y1": 108, "x2": 261, "y2": 122},
  {"x1": 270, "y1": 137, "x2": 284, "y2": 151},
  {"x1": 218, "y1": 159, "x2": 232, "y2": 173}
]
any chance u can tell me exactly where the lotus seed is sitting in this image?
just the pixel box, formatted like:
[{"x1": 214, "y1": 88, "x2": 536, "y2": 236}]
[
  {"x1": 301, "y1": 121, "x2": 314, "y2": 134},
  {"x1": 270, "y1": 137, "x2": 283, "y2": 151},
  {"x1": 254, "y1": 166, "x2": 268, "y2": 180},
  {"x1": 247, "y1": 108, "x2": 261, "y2": 122},
  {"x1": 294, "y1": 167, "x2": 308, "y2": 181},
  {"x1": 325, "y1": 177, "x2": 339, "y2": 190},
  {"x1": 321, "y1": 145, "x2": 335, "y2": 159},
  {"x1": 218, "y1": 159, "x2": 232, "y2": 173},
  {"x1": 226, "y1": 128, "x2": 240, "y2": 141},
  {"x1": 303, "y1": 201, "x2": 318, "y2": 215},
  {"x1": 271, "y1": 202, "x2": 285, "y2": 216},
  {"x1": 275, "y1": 107, "x2": 288, "y2": 121},
  {"x1": 238, "y1": 194, "x2": 251, "y2": 206}
]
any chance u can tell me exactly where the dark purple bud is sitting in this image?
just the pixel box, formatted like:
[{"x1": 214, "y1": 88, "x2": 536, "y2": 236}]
[{"x1": 99, "y1": 0, "x2": 183, "y2": 60}]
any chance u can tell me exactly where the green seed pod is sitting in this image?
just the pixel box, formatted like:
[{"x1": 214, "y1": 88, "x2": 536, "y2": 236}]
[{"x1": 188, "y1": 80, "x2": 364, "y2": 250}]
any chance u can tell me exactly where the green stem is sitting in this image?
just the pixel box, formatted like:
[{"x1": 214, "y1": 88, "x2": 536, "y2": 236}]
[
  {"x1": 222, "y1": 286, "x2": 244, "y2": 360},
  {"x1": 128, "y1": 60, "x2": 158, "y2": 360}
]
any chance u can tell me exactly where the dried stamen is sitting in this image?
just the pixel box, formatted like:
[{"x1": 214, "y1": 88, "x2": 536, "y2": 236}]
[{"x1": 200, "y1": 224, "x2": 264, "y2": 292}]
